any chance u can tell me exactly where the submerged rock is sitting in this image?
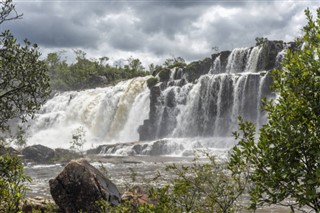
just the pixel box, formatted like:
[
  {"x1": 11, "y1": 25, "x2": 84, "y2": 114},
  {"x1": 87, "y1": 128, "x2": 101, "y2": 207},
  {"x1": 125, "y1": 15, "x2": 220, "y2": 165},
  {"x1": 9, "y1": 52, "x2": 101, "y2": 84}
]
[
  {"x1": 22, "y1": 144, "x2": 54, "y2": 163},
  {"x1": 49, "y1": 159, "x2": 121, "y2": 213}
]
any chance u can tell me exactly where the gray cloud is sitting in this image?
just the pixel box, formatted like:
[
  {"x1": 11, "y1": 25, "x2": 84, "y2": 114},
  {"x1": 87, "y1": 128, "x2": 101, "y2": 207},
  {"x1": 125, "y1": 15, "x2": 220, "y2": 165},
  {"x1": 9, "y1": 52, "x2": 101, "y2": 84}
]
[{"x1": 2, "y1": 0, "x2": 318, "y2": 65}]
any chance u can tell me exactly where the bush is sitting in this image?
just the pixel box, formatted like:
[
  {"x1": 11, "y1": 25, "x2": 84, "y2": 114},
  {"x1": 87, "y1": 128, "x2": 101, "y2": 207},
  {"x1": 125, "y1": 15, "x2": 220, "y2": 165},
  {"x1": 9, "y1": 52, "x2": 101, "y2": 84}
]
[
  {"x1": 146, "y1": 77, "x2": 158, "y2": 88},
  {"x1": 0, "y1": 154, "x2": 31, "y2": 212},
  {"x1": 230, "y1": 8, "x2": 320, "y2": 212},
  {"x1": 98, "y1": 154, "x2": 248, "y2": 213}
]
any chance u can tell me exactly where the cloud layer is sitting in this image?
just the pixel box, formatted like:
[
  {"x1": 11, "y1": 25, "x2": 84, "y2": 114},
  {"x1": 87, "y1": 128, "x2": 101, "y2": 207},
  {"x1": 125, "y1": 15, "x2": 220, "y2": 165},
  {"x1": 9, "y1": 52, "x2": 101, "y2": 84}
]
[{"x1": 2, "y1": 0, "x2": 319, "y2": 66}]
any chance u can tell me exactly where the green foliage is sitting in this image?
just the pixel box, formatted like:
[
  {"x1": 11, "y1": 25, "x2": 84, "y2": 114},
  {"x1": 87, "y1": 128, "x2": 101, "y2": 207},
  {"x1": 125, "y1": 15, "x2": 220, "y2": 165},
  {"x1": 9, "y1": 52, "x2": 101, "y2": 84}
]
[
  {"x1": 14, "y1": 126, "x2": 26, "y2": 150},
  {"x1": 231, "y1": 8, "x2": 320, "y2": 212},
  {"x1": 255, "y1": 37, "x2": 268, "y2": 46},
  {"x1": 98, "y1": 155, "x2": 247, "y2": 213},
  {"x1": 147, "y1": 155, "x2": 247, "y2": 213},
  {"x1": 46, "y1": 52, "x2": 148, "y2": 91},
  {"x1": 0, "y1": 1, "x2": 48, "y2": 212},
  {"x1": 0, "y1": 30, "x2": 51, "y2": 131},
  {"x1": 146, "y1": 76, "x2": 158, "y2": 88},
  {"x1": 164, "y1": 56, "x2": 186, "y2": 69},
  {"x1": 158, "y1": 68, "x2": 171, "y2": 82},
  {"x1": 0, "y1": 154, "x2": 31, "y2": 212}
]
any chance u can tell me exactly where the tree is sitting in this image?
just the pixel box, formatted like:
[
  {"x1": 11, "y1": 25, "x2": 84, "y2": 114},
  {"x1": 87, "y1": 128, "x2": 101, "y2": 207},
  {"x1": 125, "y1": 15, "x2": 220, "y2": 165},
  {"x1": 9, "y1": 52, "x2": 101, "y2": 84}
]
[
  {"x1": 0, "y1": 30, "x2": 51, "y2": 131},
  {"x1": 230, "y1": 8, "x2": 320, "y2": 212},
  {"x1": 126, "y1": 56, "x2": 145, "y2": 73},
  {"x1": 0, "y1": 1, "x2": 50, "y2": 211},
  {"x1": 0, "y1": 0, "x2": 22, "y2": 25},
  {"x1": 164, "y1": 56, "x2": 186, "y2": 68},
  {"x1": 255, "y1": 37, "x2": 268, "y2": 46}
]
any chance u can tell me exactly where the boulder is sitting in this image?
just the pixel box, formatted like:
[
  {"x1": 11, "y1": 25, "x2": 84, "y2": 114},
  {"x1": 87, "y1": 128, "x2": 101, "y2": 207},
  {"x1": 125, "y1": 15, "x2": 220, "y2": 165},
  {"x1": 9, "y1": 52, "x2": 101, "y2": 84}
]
[
  {"x1": 0, "y1": 145, "x2": 19, "y2": 156},
  {"x1": 22, "y1": 144, "x2": 54, "y2": 163},
  {"x1": 49, "y1": 159, "x2": 121, "y2": 213},
  {"x1": 54, "y1": 148, "x2": 80, "y2": 162}
]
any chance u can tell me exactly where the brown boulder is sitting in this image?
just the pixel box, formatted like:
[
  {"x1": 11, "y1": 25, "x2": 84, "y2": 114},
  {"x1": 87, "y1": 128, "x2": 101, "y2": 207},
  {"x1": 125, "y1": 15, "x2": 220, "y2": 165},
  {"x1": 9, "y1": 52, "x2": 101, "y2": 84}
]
[{"x1": 49, "y1": 159, "x2": 120, "y2": 212}]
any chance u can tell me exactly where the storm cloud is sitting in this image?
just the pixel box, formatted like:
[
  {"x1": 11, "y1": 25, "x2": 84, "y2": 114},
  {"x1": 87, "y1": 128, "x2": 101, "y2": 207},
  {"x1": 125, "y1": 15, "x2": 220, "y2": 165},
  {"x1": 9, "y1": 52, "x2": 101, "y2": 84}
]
[{"x1": 2, "y1": 0, "x2": 318, "y2": 65}]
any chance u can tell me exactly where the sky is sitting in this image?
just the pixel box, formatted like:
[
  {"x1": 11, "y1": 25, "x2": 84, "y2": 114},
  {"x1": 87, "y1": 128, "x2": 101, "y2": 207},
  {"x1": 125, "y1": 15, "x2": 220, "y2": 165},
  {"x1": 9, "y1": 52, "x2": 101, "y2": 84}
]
[{"x1": 2, "y1": 0, "x2": 319, "y2": 67}]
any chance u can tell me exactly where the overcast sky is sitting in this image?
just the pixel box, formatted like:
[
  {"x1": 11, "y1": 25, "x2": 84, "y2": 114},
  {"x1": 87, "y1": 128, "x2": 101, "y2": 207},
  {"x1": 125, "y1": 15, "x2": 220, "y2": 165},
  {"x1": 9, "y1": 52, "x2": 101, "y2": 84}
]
[{"x1": 2, "y1": 0, "x2": 319, "y2": 66}]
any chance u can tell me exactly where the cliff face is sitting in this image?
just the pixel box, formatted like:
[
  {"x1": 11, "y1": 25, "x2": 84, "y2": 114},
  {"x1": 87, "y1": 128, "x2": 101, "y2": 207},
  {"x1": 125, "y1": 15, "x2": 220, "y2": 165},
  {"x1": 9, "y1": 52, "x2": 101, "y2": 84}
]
[{"x1": 138, "y1": 40, "x2": 288, "y2": 141}]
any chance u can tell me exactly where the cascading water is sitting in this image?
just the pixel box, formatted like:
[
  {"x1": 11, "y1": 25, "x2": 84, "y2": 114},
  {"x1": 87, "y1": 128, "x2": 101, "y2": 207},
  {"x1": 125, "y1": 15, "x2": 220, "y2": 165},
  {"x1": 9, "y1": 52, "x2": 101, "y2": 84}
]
[
  {"x1": 26, "y1": 41, "x2": 286, "y2": 156},
  {"x1": 27, "y1": 76, "x2": 150, "y2": 149},
  {"x1": 150, "y1": 45, "x2": 275, "y2": 140}
]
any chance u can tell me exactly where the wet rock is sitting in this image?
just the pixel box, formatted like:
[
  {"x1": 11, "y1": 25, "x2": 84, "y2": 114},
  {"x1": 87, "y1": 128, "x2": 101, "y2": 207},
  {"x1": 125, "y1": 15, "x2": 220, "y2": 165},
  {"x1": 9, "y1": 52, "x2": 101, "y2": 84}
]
[
  {"x1": 138, "y1": 85, "x2": 162, "y2": 141},
  {"x1": 22, "y1": 144, "x2": 54, "y2": 163},
  {"x1": 54, "y1": 148, "x2": 80, "y2": 162},
  {"x1": 257, "y1": 40, "x2": 284, "y2": 71},
  {"x1": 184, "y1": 57, "x2": 212, "y2": 82},
  {"x1": 49, "y1": 159, "x2": 121, "y2": 213},
  {"x1": 140, "y1": 139, "x2": 184, "y2": 156}
]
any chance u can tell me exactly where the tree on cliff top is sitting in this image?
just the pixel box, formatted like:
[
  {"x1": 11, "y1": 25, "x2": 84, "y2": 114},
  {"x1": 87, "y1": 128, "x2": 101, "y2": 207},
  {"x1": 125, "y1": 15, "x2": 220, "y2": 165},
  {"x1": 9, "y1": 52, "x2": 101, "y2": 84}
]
[{"x1": 230, "y1": 8, "x2": 320, "y2": 212}]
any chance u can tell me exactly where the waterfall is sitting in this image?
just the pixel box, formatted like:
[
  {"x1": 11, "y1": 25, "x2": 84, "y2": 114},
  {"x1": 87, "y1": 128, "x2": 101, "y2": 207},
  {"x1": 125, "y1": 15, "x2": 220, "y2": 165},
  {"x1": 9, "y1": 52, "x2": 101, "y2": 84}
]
[
  {"x1": 145, "y1": 44, "x2": 281, "y2": 140},
  {"x1": 226, "y1": 48, "x2": 251, "y2": 73},
  {"x1": 26, "y1": 41, "x2": 285, "y2": 155},
  {"x1": 27, "y1": 76, "x2": 150, "y2": 149}
]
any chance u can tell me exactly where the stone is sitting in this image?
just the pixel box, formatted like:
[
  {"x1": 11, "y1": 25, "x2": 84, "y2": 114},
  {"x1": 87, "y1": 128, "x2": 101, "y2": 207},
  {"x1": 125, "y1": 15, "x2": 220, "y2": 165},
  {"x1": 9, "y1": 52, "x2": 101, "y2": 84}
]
[
  {"x1": 54, "y1": 148, "x2": 80, "y2": 162},
  {"x1": 0, "y1": 145, "x2": 19, "y2": 156},
  {"x1": 22, "y1": 144, "x2": 54, "y2": 163},
  {"x1": 49, "y1": 159, "x2": 121, "y2": 213}
]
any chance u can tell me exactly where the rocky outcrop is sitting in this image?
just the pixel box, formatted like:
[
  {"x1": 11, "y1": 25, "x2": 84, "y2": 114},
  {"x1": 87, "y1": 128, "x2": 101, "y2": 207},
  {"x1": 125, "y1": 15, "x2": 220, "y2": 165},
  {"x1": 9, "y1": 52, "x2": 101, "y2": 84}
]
[
  {"x1": 138, "y1": 85, "x2": 162, "y2": 141},
  {"x1": 0, "y1": 145, "x2": 19, "y2": 156},
  {"x1": 22, "y1": 144, "x2": 54, "y2": 163},
  {"x1": 49, "y1": 159, "x2": 121, "y2": 213},
  {"x1": 184, "y1": 57, "x2": 212, "y2": 82},
  {"x1": 54, "y1": 148, "x2": 80, "y2": 162},
  {"x1": 257, "y1": 40, "x2": 285, "y2": 71}
]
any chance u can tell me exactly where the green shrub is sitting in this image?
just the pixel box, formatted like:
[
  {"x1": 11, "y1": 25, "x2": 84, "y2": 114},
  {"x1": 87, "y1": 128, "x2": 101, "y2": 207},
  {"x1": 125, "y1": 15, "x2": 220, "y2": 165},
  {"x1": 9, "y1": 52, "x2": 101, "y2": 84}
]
[
  {"x1": 98, "y1": 154, "x2": 247, "y2": 213},
  {"x1": 146, "y1": 77, "x2": 158, "y2": 88},
  {"x1": 0, "y1": 154, "x2": 31, "y2": 212},
  {"x1": 158, "y1": 68, "x2": 171, "y2": 82}
]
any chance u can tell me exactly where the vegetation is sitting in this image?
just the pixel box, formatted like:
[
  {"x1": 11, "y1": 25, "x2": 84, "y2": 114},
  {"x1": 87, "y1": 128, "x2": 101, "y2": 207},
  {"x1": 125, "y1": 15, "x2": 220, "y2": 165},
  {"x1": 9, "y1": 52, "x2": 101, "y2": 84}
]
[
  {"x1": 0, "y1": 154, "x2": 31, "y2": 212},
  {"x1": 0, "y1": 0, "x2": 49, "y2": 211},
  {"x1": 0, "y1": 30, "x2": 50, "y2": 131},
  {"x1": 146, "y1": 76, "x2": 158, "y2": 88},
  {"x1": 230, "y1": 8, "x2": 320, "y2": 212},
  {"x1": 46, "y1": 51, "x2": 149, "y2": 91},
  {"x1": 255, "y1": 37, "x2": 268, "y2": 46},
  {"x1": 163, "y1": 56, "x2": 186, "y2": 69},
  {"x1": 97, "y1": 154, "x2": 248, "y2": 213}
]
